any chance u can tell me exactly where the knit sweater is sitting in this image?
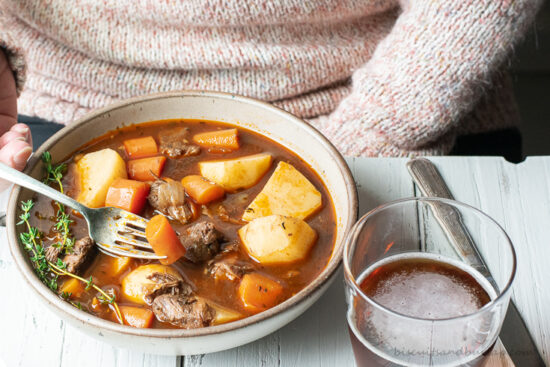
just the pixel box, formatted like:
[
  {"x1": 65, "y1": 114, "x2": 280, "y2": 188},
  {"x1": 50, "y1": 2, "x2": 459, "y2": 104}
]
[{"x1": 0, "y1": 0, "x2": 542, "y2": 156}]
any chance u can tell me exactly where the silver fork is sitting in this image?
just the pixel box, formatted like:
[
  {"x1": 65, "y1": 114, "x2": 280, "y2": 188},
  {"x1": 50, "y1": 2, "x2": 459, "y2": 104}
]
[{"x1": 1, "y1": 162, "x2": 164, "y2": 260}]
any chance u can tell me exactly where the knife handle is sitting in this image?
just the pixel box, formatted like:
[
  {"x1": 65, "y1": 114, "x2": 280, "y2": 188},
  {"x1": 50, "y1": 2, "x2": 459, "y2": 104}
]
[{"x1": 407, "y1": 158, "x2": 493, "y2": 279}]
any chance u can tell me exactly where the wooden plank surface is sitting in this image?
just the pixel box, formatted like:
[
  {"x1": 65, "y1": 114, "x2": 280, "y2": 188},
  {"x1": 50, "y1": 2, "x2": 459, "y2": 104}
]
[
  {"x1": 0, "y1": 157, "x2": 547, "y2": 366},
  {"x1": 428, "y1": 157, "x2": 549, "y2": 364}
]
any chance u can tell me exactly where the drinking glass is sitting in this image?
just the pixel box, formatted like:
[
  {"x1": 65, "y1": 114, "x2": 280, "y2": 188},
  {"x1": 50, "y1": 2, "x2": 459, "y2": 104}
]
[{"x1": 344, "y1": 198, "x2": 516, "y2": 366}]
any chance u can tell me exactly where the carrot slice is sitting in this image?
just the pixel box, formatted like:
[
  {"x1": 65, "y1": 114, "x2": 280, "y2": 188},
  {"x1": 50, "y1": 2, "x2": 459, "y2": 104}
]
[
  {"x1": 127, "y1": 156, "x2": 166, "y2": 181},
  {"x1": 59, "y1": 277, "x2": 85, "y2": 299},
  {"x1": 92, "y1": 254, "x2": 134, "y2": 280},
  {"x1": 112, "y1": 256, "x2": 133, "y2": 276},
  {"x1": 181, "y1": 175, "x2": 225, "y2": 204},
  {"x1": 91, "y1": 297, "x2": 101, "y2": 310},
  {"x1": 145, "y1": 214, "x2": 186, "y2": 265},
  {"x1": 123, "y1": 136, "x2": 158, "y2": 159},
  {"x1": 238, "y1": 273, "x2": 283, "y2": 312},
  {"x1": 106, "y1": 256, "x2": 133, "y2": 277},
  {"x1": 193, "y1": 128, "x2": 239, "y2": 150},
  {"x1": 119, "y1": 306, "x2": 154, "y2": 328},
  {"x1": 105, "y1": 178, "x2": 150, "y2": 214}
]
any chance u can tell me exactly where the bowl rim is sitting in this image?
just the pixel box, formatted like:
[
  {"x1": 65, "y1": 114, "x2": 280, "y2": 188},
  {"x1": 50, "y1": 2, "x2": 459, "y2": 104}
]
[{"x1": 7, "y1": 90, "x2": 358, "y2": 338}]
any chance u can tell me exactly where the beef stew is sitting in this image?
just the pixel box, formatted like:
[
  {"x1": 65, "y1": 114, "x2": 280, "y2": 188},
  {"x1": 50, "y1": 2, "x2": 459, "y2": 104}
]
[{"x1": 26, "y1": 119, "x2": 337, "y2": 329}]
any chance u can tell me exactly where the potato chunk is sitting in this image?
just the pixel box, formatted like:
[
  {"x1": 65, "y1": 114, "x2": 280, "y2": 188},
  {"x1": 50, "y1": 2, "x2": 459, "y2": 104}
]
[
  {"x1": 76, "y1": 148, "x2": 127, "y2": 208},
  {"x1": 238, "y1": 215, "x2": 317, "y2": 264},
  {"x1": 197, "y1": 297, "x2": 244, "y2": 325},
  {"x1": 199, "y1": 153, "x2": 272, "y2": 191},
  {"x1": 121, "y1": 264, "x2": 183, "y2": 305},
  {"x1": 242, "y1": 161, "x2": 322, "y2": 221}
]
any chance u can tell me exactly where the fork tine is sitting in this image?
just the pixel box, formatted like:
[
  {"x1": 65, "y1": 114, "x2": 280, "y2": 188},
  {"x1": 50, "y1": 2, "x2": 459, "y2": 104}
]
[
  {"x1": 96, "y1": 245, "x2": 120, "y2": 258},
  {"x1": 115, "y1": 232, "x2": 153, "y2": 249},
  {"x1": 123, "y1": 218, "x2": 148, "y2": 230},
  {"x1": 108, "y1": 240, "x2": 151, "y2": 254},
  {"x1": 93, "y1": 208, "x2": 156, "y2": 259},
  {"x1": 119, "y1": 226, "x2": 147, "y2": 238},
  {"x1": 96, "y1": 242, "x2": 165, "y2": 260}
]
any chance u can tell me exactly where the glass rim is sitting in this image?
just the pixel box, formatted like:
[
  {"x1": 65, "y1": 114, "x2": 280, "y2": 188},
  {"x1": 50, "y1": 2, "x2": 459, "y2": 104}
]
[{"x1": 343, "y1": 197, "x2": 517, "y2": 323}]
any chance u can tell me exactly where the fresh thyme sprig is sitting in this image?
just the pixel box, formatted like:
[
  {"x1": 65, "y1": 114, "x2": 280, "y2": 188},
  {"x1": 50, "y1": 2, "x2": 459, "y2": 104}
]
[
  {"x1": 18, "y1": 153, "x2": 123, "y2": 325},
  {"x1": 60, "y1": 291, "x2": 83, "y2": 310},
  {"x1": 19, "y1": 199, "x2": 123, "y2": 324},
  {"x1": 41, "y1": 152, "x2": 74, "y2": 254},
  {"x1": 97, "y1": 289, "x2": 117, "y2": 305},
  {"x1": 42, "y1": 152, "x2": 66, "y2": 193},
  {"x1": 18, "y1": 200, "x2": 58, "y2": 290},
  {"x1": 48, "y1": 260, "x2": 123, "y2": 322},
  {"x1": 52, "y1": 208, "x2": 75, "y2": 254}
]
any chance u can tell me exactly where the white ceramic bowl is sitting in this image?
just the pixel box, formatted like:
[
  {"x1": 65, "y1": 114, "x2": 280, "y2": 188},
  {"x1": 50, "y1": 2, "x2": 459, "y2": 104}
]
[{"x1": 6, "y1": 91, "x2": 357, "y2": 355}]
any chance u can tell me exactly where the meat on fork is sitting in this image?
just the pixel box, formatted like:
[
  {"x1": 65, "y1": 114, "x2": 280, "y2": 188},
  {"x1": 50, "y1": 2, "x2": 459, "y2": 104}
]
[
  {"x1": 158, "y1": 127, "x2": 200, "y2": 158},
  {"x1": 152, "y1": 294, "x2": 214, "y2": 329},
  {"x1": 148, "y1": 179, "x2": 194, "y2": 224},
  {"x1": 179, "y1": 221, "x2": 224, "y2": 263}
]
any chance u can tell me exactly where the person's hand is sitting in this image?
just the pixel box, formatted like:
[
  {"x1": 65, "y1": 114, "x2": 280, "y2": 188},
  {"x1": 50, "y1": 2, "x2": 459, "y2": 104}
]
[{"x1": 0, "y1": 49, "x2": 32, "y2": 192}]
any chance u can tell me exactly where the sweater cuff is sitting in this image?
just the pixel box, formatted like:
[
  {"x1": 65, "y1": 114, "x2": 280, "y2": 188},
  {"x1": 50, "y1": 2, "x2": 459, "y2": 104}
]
[
  {"x1": 308, "y1": 115, "x2": 455, "y2": 157},
  {"x1": 1, "y1": 46, "x2": 26, "y2": 97},
  {"x1": 0, "y1": 13, "x2": 26, "y2": 96}
]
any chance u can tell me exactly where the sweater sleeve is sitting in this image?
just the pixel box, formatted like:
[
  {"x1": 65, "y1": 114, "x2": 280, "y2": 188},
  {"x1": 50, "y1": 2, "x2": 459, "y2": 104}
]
[
  {"x1": 0, "y1": 7, "x2": 26, "y2": 95},
  {"x1": 319, "y1": 0, "x2": 542, "y2": 157}
]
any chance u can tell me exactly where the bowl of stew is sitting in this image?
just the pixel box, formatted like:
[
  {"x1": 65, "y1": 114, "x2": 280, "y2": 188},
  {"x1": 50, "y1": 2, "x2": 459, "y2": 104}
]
[{"x1": 6, "y1": 91, "x2": 357, "y2": 355}]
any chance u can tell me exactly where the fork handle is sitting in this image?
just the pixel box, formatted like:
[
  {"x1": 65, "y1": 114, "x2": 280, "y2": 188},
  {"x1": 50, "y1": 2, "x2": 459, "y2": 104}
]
[{"x1": 0, "y1": 162, "x2": 89, "y2": 214}]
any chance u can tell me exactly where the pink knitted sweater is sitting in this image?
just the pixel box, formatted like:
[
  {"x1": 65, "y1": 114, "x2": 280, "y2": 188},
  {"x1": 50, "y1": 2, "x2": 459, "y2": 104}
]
[{"x1": 0, "y1": 0, "x2": 542, "y2": 156}]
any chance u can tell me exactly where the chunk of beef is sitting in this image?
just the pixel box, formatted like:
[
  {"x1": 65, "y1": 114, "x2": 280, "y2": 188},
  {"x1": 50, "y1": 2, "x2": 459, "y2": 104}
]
[
  {"x1": 216, "y1": 204, "x2": 246, "y2": 225},
  {"x1": 208, "y1": 254, "x2": 253, "y2": 281},
  {"x1": 179, "y1": 221, "x2": 224, "y2": 263},
  {"x1": 62, "y1": 236, "x2": 96, "y2": 274},
  {"x1": 201, "y1": 204, "x2": 244, "y2": 225},
  {"x1": 143, "y1": 272, "x2": 192, "y2": 305},
  {"x1": 152, "y1": 294, "x2": 214, "y2": 328},
  {"x1": 45, "y1": 245, "x2": 62, "y2": 263},
  {"x1": 148, "y1": 179, "x2": 193, "y2": 224},
  {"x1": 221, "y1": 241, "x2": 240, "y2": 254},
  {"x1": 158, "y1": 127, "x2": 200, "y2": 158}
]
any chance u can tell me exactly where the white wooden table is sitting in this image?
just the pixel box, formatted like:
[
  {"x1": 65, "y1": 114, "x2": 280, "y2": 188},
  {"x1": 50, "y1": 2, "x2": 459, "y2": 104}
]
[{"x1": 1, "y1": 157, "x2": 548, "y2": 366}]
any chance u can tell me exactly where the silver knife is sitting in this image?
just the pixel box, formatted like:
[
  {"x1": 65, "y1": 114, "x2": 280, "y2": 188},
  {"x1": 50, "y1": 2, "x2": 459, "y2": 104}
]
[
  {"x1": 406, "y1": 157, "x2": 491, "y2": 278},
  {"x1": 406, "y1": 157, "x2": 545, "y2": 367}
]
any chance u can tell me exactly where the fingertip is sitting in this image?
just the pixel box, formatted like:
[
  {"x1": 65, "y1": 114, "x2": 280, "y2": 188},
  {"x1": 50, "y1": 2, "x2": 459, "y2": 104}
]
[
  {"x1": 0, "y1": 131, "x2": 26, "y2": 147},
  {"x1": 0, "y1": 139, "x2": 32, "y2": 171},
  {"x1": 10, "y1": 123, "x2": 31, "y2": 143},
  {"x1": 13, "y1": 145, "x2": 33, "y2": 170},
  {"x1": 5, "y1": 137, "x2": 29, "y2": 151},
  {"x1": 11, "y1": 123, "x2": 29, "y2": 134}
]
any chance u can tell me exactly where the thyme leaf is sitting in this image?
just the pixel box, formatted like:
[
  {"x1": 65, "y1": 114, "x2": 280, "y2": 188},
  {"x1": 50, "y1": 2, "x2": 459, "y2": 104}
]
[
  {"x1": 97, "y1": 289, "x2": 116, "y2": 305},
  {"x1": 56, "y1": 258, "x2": 67, "y2": 270},
  {"x1": 41, "y1": 152, "x2": 66, "y2": 191},
  {"x1": 85, "y1": 276, "x2": 94, "y2": 291}
]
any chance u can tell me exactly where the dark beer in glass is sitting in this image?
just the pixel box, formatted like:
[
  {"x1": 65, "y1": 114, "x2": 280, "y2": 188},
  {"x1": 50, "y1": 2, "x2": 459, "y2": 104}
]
[{"x1": 343, "y1": 198, "x2": 516, "y2": 366}]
